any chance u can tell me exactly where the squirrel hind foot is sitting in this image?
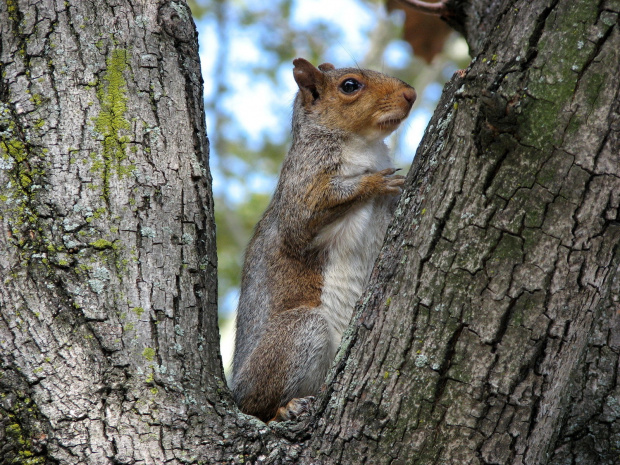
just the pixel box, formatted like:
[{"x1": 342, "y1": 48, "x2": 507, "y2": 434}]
[{"x1": 269, "y1": 396, "x2": 315, "y2": 423}]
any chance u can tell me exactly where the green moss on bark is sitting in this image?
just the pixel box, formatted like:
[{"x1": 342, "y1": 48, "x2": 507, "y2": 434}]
[
  {"x1": 93, "y1": 48, "x2": 134, "y2": 201},
  {"x1": 0, "y1": 389, "x2": 48, "y2": 465},
  {"x1": 520, "y1": 1, "x2": 603, "y2": 148},
  {"x1": 0, "y1": 105, "x2": 45, "y2": 253}
]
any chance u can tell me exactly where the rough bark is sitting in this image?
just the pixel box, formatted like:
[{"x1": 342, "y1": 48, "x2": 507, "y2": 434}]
[
  {"x1": 0, "y1": 0, "x2": 618, "y2": 464},
  {"x1": 0, "y1": 1, "x2": 228, "y2": 463}
]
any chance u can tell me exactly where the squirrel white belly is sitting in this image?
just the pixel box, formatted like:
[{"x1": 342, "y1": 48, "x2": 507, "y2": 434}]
[
  {"x1": 314, "y1": 137, "x2": 396, "y2": 358},
  {"x1": 231, "y1": 58, "x2": 416, "y2": 422}
]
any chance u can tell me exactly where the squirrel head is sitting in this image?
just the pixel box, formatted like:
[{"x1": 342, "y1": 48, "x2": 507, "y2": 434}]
[{"x1": 292, "y1": 58, "x2": 416, "y2": 142}]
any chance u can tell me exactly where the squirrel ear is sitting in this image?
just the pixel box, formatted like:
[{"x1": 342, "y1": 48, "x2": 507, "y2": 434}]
[
  {"x1": 293, "y1": 58, "x2": 323, "y2": 101},
  {"x1": 318, "y1": 63, "x2": 335, "y2": 71}
]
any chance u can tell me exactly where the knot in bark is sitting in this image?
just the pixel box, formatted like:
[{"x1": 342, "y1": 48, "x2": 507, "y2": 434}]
[{"x1": 158, "y1": 1, "x2": 194, "y2": 43}]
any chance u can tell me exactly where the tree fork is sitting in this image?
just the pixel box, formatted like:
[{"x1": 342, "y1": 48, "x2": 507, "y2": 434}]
[{"x1": 0, "y1": 0, "x2": 618, "y2": 464}]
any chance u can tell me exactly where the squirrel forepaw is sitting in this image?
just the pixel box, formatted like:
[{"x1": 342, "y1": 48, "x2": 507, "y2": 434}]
[
  {"x1": 270, "y1": 396, "x2": 315, "y2": 423},
  {"x1": 377, "y1": 168, "x2": 405, "y2": 195}
]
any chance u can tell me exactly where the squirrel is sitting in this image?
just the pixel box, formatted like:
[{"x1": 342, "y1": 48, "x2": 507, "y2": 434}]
[{"x1": 231, "y1": 58, "x2": 416, "y2": 423}]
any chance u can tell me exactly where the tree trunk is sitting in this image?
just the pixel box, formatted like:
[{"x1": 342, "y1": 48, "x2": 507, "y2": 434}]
[
  {"x1": 1, "y1": 0, "x2": 618, "y2": 464},
  {"x1": 0, "y1": 1, "x2": 225, "y2": 462}
]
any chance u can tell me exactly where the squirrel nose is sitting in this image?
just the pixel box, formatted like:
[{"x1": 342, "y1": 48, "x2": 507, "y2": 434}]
[{"x1": 403, "y1": 88, "x2": 417, "y2": 105}]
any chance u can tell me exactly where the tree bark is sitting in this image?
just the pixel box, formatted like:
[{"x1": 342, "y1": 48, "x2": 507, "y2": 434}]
[
  {"x1": 0, "y1": 1, "x2": 226, "y2": 463},
  {"x1": 0, "y1": 0, "x2": 618, "y2": 464}
]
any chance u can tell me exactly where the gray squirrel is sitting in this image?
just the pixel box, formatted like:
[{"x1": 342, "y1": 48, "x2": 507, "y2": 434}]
[{"x1": 231, "y1": 58, "x2": 416, "y2": 422}]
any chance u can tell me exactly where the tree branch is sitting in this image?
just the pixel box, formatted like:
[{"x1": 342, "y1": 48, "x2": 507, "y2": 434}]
[{"x1": 395, "y1": 0, "x2": 452, "y2": 16}]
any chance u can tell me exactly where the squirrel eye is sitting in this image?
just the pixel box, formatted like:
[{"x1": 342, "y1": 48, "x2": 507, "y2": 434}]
[{"x1": 339, "y1": 78, "x2": 362, "y2": 94}]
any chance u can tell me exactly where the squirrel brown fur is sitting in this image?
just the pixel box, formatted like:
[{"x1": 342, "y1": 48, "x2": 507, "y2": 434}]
[{"x1": 231, "y1": 58, "x2": 416, "y2": 423}]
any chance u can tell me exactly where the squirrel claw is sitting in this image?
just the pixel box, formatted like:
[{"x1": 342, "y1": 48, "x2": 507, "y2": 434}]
[
  {"x1": 379, "y1": 167, "x2": 398, "y2": 176},
  {"x1": 377, "y1": 170, "x2": 405, "y2": 195},
  {"x1": 270, "y1": 396, "x2": 315, "y2": 423}
]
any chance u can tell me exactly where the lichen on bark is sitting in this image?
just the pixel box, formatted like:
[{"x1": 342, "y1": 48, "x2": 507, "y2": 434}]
[
  {"x1": 0, "y1": 105, "x2": 47, "y2": 261},
  {"x1": 93, "y1": 48, "x2": 134, "y2": 201}
]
